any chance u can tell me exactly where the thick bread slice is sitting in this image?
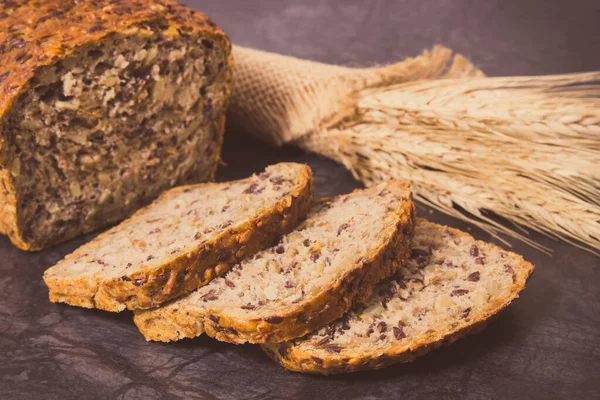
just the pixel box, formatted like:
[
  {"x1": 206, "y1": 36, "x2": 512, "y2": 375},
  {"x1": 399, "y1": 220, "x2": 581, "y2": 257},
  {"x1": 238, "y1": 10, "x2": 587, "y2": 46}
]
[
  {"x1": 43, "y1": 163, "x2": 314, "y2": 312},
  {"x1": 262, "y1": 219, "x2": 534, "y2": 374},
  {"x1": 134, "y1": 182, "x2": 416, "y2": 344}
]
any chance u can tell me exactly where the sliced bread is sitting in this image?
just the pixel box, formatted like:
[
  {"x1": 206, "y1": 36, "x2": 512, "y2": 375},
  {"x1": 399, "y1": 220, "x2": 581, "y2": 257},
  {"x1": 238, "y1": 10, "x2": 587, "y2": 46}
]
[
  {"x1": 262, "y1": 219, "x2": 534, "y2": 374},
  {"x1": 134, "y1": 182, "x2": 416, "y2": 344},
  {"x1": 43, "y1": 163, "x2": 314, "y2": 312}
]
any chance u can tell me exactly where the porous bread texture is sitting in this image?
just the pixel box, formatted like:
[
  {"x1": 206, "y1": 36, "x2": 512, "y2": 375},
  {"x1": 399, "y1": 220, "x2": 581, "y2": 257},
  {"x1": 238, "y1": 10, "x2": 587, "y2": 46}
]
[
  {"x1": 0, "y1": 0, "x2": 233, "y2": 251},
  {"x1": 134, "y1": 181, "x2": 415, "y2": 344},
  {"x1": 44, "y1": 163, "x2": 314, "y2": 312},
  {"x1": 263, "y1": 219, "x2": 534, "y2": 374}
]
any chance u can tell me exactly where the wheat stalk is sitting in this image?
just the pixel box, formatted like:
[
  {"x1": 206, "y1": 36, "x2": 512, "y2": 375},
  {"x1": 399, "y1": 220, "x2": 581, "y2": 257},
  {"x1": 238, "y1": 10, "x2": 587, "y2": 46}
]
[{"x1": 298, "y1": 73, "x2": 600, "y2": 254}]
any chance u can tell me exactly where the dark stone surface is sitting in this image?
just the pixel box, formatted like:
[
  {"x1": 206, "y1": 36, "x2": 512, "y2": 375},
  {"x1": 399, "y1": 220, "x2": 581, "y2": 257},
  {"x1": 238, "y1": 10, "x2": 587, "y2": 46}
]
[{"x1": 1, "y1": 1, "x2": 599, "y2": 399}]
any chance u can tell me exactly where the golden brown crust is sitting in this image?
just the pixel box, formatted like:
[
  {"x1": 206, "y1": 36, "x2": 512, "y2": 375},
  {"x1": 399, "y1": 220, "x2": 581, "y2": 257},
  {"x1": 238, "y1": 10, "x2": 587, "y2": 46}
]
[
  {"x1": 133, "y1": 182, "x2": 416, "y2": 343},
  {"x1": 0, "y1": 169, "x2": 25, "y2": 249},
  {"x1": 0, "y1": 0, "x2": 233, "y2": 251},
  {"x1": 0, "y1": 0, "x2": 229, "y2": 116},
  {"x1": 44, "y1": 164, "x2": 314, "y2": 312},
  {"x1": 262, "y1": 219, "x2": 535, "y2": 374}
]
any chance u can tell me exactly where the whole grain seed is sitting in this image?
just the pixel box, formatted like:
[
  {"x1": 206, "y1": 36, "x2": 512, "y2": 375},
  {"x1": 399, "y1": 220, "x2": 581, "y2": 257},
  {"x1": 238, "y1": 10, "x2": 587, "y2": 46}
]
[
  {"x1": 461, "y1": 307, "x2": 472, "y2": 319},
  {"x1": 224, "y1": 279, "x2": 235, "y2": 288},
  {"x1": 337, "y1": 223, "x2": 349, "y2": 235},
  {"x1": 467, "y1": 271, "x2": 480, "y2": 281},
  {"x1": 201, "y1": 290, "x2": 218, "y2": 302},
  {"x1": 243, "y1": 182, "x2": 259, "y2": 194},
  {"x1": 322, "y1": 344, "x2": 342, "y2": 353},
  {"x1": 451, "y1": 289, "x2": 469, "y2": 297},
  {"x1": 264, "y1": 316, "x2": 284, "y2": 324},
  {"x1": 310, "y1": 251, "x2": 320, "y2": 262},
  {"x1": 393, "y1": 326, "x2": 406, "y2": 340},
  {"x1": 208, "y1": 314, "x2": 219, "y2": 323},
  {"x1": 316, "y1": 336, "x2": 331, "y2": 346}
]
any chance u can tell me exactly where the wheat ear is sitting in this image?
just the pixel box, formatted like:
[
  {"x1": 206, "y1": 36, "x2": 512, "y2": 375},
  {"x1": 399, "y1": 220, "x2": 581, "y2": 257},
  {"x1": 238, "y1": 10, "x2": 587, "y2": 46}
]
[{"x1": 298, "y1": 73, "x2": 600, "y2": 254}]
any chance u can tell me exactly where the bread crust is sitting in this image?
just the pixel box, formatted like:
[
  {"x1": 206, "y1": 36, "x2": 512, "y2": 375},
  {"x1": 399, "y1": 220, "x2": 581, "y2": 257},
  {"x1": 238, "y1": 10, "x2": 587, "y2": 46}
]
[
  {"x1": 44, "y1": 164, "x2": 314, "y2": 312},
  {"x1": 261, "y1": 219, "x2": 535, "y2": 374},
  {"x1": 0, "y1": 0, "x2": 233, "y2": 251},
  {"x1": 133, "y1": 182, "x2": 416, "y2": 343}
]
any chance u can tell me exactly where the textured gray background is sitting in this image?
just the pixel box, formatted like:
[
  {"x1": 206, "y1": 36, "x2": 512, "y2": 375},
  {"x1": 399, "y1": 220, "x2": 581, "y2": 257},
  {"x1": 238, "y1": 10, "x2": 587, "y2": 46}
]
[{"x1": 2, "y1": 0, "x2": 600, "y2": 399}]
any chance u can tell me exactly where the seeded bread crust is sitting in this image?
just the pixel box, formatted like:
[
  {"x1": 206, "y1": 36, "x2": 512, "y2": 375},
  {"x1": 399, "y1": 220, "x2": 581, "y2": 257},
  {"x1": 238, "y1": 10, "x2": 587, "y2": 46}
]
[
  {"x1": 134, "y1": 182, "x2": 416, "y2": 343},
  {"x1": 0, "y1": 0, "x2": 233, "y2": 250},
  {"x1": 44, "y1": 164, "x2": 314, "y2": 312},
  {"x1": 262, "y1": 219, "x2": 534, "y2": 374}
]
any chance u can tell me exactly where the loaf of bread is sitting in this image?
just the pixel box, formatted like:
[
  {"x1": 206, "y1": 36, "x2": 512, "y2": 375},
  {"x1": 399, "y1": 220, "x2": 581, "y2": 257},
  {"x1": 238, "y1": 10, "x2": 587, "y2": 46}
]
[
  {"x1": 0, "y1": 0, "x2": 232, "y2": 250},
  {"x1": 262, "y1": 219, "x2": 534, "y2": 374},
  {"x1": 134, "y1": 182, "x2": 416, "y2": 343},
  {"x1": 44, "y1": 163, "x2": 314, "y2": 311}
]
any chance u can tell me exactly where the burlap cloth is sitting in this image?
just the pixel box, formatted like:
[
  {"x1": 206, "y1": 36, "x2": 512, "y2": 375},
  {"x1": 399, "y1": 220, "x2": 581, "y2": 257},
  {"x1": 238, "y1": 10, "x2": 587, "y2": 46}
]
[{"x1": 228, "y1": 45, "x2": 483, "y2": 146}]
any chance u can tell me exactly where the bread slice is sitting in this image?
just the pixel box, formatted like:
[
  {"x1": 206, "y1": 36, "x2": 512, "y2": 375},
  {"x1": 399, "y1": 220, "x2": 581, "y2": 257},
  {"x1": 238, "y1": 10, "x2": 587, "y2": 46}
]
[
  {"x1": 43, "y1": 163, "x2": 314, "y2": 312},
  {"x1": 134, "y1": 182, "x2": 416, "y2": 344},
  {"x1": 262, "y1": 219, "x2": 534, "y2": 374}
]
